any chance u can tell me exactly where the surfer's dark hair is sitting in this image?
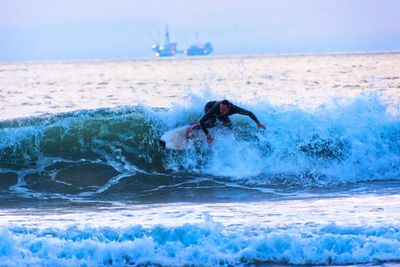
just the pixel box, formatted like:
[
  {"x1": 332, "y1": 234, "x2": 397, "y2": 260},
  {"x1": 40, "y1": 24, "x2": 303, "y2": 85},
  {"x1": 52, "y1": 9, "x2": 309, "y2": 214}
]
[{"x1": 220, "y1": 99, "x2": 231, "y2": 106}]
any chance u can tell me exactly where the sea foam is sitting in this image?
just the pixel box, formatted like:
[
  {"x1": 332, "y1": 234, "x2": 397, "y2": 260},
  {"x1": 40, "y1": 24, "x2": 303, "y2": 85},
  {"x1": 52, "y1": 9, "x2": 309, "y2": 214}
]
[
  {"x1": 0, "y1": 94, "x2": 399, "y2": 200},
  {"x1": 1, "y1": 221, "x2": 400, "y2": 266}
]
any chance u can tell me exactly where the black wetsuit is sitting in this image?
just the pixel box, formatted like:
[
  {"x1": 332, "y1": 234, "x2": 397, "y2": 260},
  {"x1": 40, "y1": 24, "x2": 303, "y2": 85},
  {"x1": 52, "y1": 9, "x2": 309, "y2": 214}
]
[{"x1": 199, "y1": 101, "x2": 260, "y2": 135}]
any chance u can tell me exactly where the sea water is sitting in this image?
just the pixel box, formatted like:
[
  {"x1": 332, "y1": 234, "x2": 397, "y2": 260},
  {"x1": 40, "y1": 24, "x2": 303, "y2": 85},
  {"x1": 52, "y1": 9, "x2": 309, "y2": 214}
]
[{"x1": 0, "y1": 53, "x2": 399, "y2": 266}]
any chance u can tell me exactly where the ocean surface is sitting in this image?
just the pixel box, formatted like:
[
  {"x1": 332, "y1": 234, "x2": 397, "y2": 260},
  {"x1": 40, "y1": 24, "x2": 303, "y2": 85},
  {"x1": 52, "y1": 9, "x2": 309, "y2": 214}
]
[{"x1": 0, "y1": 53, "x2": 400, "y2": 266}]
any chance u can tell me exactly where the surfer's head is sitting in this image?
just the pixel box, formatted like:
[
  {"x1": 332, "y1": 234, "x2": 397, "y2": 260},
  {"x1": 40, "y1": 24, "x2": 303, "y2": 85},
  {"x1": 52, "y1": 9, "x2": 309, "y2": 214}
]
[{"x1": 219, "y1": 99, "x2": 231, "y2": 116}]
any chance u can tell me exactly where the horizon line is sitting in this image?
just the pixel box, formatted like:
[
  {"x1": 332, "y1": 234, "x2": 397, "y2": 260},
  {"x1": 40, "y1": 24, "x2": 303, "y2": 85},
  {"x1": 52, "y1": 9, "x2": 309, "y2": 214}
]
[{"x1": 1, "y1": 49, "x2": 400, "y2": 64}]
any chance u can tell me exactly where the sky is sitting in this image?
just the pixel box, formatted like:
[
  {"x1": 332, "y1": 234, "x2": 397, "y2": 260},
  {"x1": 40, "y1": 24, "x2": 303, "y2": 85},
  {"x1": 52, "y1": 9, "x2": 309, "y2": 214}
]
[{"x1": 0, "y1": 0, "x2": 399, "y2": 61}]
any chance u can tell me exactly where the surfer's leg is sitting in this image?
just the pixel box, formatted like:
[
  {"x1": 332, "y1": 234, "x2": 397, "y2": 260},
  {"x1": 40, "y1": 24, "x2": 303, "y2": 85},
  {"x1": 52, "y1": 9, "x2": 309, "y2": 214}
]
[
  {"x1": 220, "y1": 117, "x2": 232, "y2": 128},
  {"x1": 204, "y1": 117, "x2": 217, "y2": 128},
  {"x1": 190, "y1": 121, "x2": 201, "y2": 130},
  {"x1": 186, "y1": 117, "x2": 216, "y2": 139},
  {"x1": 187, "y1": 101, "x2": 217, "y2": 139},
  {"x1": 186, "y1": 122, "x2": 201, "y2": 139},
  {"x1": 188, "y1": 101, "x2": 218, "y2": 137},
  {"x1": 159, "y1": 139, "x2": 166, "y2": 148}
]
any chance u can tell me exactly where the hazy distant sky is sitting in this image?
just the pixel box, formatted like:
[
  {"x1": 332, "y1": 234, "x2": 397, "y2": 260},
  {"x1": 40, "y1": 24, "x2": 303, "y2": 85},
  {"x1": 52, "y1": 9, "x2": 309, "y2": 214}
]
[{"x1": 1, "y1": 0, "x2": 399, "y2": 61}]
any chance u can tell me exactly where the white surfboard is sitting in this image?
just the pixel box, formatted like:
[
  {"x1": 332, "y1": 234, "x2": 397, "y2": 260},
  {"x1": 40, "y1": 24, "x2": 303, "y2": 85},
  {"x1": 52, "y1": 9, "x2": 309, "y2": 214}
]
[{"x1": 159, "y1": 124, "x2": 205, "y2": 150}]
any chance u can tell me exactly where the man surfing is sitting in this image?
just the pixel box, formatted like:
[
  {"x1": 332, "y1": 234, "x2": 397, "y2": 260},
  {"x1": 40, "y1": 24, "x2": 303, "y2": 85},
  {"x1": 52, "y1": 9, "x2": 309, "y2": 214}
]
[{"x1": 187, "y1": 100, "x2": 266, "y2": 143}]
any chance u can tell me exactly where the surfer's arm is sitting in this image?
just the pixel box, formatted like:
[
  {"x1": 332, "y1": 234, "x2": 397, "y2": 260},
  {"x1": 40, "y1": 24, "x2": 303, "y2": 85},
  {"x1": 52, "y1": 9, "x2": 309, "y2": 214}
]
[
  {"x1": 220, "y1": 116, "x2": 232, "y2": 127},
  {"x1": 232, "y1": 105, "x2": 266, "y2": 129},
  {"x1": 185, "y1": 121, "x2": 201, "y2": 139},
  {"x1": 232, "y1": 105, "x2": 260, "y2": 124},
  {"x1": 199, "y1": 115, "x2": 210, "y2": 135},
  {"x1": 199, "y1": 106, "x2": 218, "y2": 135}
]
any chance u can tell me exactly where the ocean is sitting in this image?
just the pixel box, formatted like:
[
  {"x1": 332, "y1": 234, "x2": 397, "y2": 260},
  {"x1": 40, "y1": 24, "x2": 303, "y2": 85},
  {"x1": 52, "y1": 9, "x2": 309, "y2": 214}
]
[{"x1": 0, "y1": 53, "x2": 400, "y2": 266}]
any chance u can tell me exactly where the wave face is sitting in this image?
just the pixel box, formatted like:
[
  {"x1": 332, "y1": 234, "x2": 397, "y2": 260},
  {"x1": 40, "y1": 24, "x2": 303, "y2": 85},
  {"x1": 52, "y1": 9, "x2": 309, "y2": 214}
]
[
  {"x1": 0, "y1": 95, "x2": 399, "y2": 199},
  {"x1": 2, "y1": 221, "x2": 400, "y2": 266}
]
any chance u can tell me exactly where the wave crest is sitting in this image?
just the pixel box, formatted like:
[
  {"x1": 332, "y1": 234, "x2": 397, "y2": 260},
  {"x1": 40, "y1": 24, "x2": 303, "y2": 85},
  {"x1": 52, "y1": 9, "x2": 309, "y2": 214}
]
[{"x1": 0, "y1": 95, "x2": 399, "y2": 198}]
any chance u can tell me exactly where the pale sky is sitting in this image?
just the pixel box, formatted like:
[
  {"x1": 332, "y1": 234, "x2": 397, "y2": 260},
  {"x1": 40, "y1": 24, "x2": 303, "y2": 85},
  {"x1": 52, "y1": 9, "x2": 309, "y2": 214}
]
[{"x1": 0, "y1": 0, "x2": 399, "y2": 61}]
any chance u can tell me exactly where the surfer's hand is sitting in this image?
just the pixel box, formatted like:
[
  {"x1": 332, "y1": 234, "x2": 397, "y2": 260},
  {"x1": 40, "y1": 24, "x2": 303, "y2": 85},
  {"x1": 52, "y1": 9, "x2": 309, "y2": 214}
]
[
  {"x1": 257, "y1": 123, "x2": 266, "y2": 130},
  {"x1": 185, "y1": 126, "x2": 192, "y2": 139},
  {"x1": 206, "y1": 134, "x2": 213, "y2": 143}
]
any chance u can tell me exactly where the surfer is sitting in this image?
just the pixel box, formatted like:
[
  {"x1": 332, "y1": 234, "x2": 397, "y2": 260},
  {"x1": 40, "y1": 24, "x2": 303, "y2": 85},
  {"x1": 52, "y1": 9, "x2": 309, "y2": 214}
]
[{"x1": 188, "y1": 100, "x2": 266, "y2": 143}]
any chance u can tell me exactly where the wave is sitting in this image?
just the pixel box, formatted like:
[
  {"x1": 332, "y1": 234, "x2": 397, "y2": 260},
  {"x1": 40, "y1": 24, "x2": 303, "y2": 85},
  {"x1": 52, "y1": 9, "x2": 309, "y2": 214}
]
[
  {"x1": 2, "y1": 220, "x2": 400, "y2": 266},
  {"x1": 0, "y1": 95, "x2": 399, "y2": 199}
]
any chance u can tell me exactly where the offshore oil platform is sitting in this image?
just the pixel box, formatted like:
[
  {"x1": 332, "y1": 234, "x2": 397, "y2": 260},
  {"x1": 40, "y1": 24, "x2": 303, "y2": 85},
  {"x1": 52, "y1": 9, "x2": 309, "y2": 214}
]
[{"x1": 151, "y1": 26, "x2": 213, "y2": 57}]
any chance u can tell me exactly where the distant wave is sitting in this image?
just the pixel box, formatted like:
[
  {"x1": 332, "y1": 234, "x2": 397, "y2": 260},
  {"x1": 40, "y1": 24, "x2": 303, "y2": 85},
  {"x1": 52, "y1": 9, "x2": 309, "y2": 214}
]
[
  {"x1": 0, "y1": 95, "x2": 399, "y2": 199},
  {"x1": 2, "y1": 220, "x2": 400, "y2": 266}
]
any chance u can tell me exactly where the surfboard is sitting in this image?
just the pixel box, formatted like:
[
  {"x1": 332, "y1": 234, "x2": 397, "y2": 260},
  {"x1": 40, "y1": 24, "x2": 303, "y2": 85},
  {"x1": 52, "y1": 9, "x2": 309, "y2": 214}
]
[{"x1": 159, "y1": 123, "x2": 204, "y2": 150}]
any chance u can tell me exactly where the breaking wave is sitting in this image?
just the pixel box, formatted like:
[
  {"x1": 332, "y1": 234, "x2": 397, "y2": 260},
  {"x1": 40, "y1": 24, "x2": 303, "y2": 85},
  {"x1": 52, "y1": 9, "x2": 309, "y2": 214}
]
[
  {"x1": 2, "y1": 220, "x2": 400, "y2": 266},
  {"x1": 0, "y1": 94, "x2": 399, "y2": 199}
]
